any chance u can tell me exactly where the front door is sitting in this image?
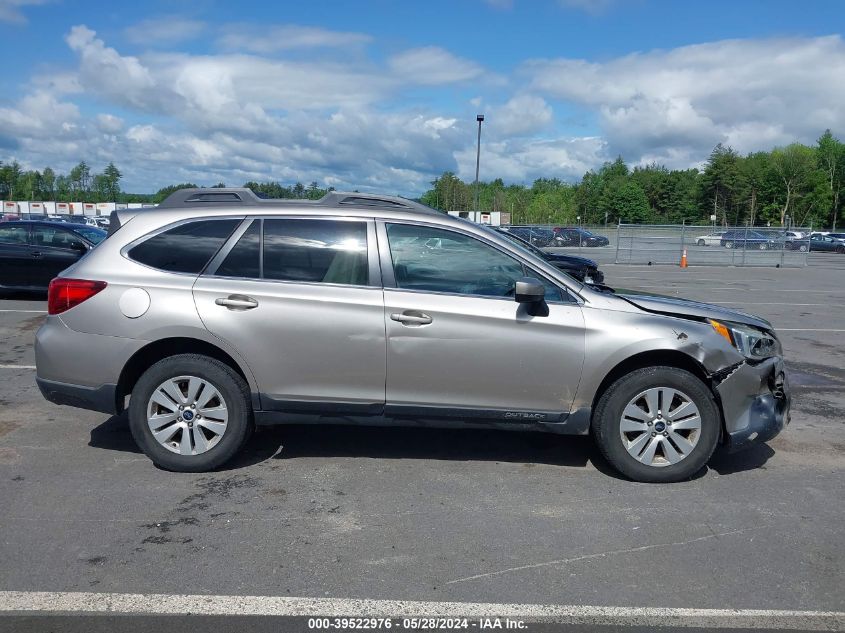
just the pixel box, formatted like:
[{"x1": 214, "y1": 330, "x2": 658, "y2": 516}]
[
  {"x1": 380, "y1": 221, "x2": 585, "y2": 421},
  {"x1": 192, "y1": 217, "x2": 386, "y2": 414}
]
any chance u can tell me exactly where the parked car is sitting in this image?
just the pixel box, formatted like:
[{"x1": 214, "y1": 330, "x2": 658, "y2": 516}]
[
  {"x1": 502, "y1": 226, "x2": 555, "y2": 247},
  {"x1": 0, "y1": 221, "x2": 106, "y2": 293},
  {"x1": 695, "y1": 231, "x2": 725, "y2": 246},
  {"x1": 491, "y1": 226, "x2": 604, "y2": 284},
  {"x1": 785, "y1": 233, "x2": 845, "y2": 253},
  {"x1": 35, "y1": 188, "x2": 789, "y2": 483},
  {"x1": 719, "y1": 230, "x2": 779, "y2": 250},
  {"x1": 552, "y1": 227, "x2": 610, "y2": 247}
]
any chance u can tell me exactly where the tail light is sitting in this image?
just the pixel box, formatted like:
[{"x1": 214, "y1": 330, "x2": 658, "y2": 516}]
[{"x1": 48, "y1": 278, "x2": 107, "y2": 315}]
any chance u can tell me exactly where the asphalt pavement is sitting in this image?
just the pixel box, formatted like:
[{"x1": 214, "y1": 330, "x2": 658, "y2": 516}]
[{"x1": 0, "y1": 263, "x2": 843, "y2": 630}]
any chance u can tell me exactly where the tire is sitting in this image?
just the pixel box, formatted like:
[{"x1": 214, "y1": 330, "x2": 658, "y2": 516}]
[
  {"x1": 696, "y1": 239, "x2": 705, "y2": 246},
  {"x1": 758, "y1": 243, "x2": 768, "y2": 250},
  {"x1": 724, "y1": 241, "x2": 733, "y2": 249},
  {"x1": 799, "y1": 244, "x2": 808, "y2": 252},
  {"x1": 129, "y1": 354, "x2": 254, "y2": 472},
  {"x1": 592, "y1": 366, "x2": 720, "y2": 483}
]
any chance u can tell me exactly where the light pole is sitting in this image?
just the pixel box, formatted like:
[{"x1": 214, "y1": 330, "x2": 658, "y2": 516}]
[{"x1": 474, "y1": 114, "x2": 484, "y2": 217}]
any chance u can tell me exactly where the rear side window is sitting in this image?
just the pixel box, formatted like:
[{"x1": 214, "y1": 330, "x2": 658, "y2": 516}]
[
  {"x1": 128, "y1": 219, "x2": 239, "y2": 273},
  {"x1": 0, "y1": 225, "x2": 28, "y2": 244},
  {"x1": 217, "y1": 220, "x2": 260, "y2": 278},
  {"x1": 263, "y1": 219, "x2": 368, "y2": 285}
]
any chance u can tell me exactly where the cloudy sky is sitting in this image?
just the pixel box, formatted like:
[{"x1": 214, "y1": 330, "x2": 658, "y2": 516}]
[{"x1": 0, "y1": 0, "x2": 843, "y2": 194}]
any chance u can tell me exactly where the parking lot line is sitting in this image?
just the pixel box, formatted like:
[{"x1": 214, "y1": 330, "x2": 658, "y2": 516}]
[
  {"x1": 0, "y1": 309, "x2": 46, "y2": 313},
  {"x1": 0, "y1": 591, "x2": 841, "y2": 629},
  {"x1": 776, "y1": 329, "x2": 845, "y2": 332},
  {"x1": 0, "y1": 364, "x2": 36, "y2": 369}
]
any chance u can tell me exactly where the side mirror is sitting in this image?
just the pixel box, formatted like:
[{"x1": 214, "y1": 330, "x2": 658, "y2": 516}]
[
  {"x1": 514, "y1": 277, "x2": 549, "y2": 317},
  {"x1": 514, "y1": 277, "x2": 545, "y2": 303}
]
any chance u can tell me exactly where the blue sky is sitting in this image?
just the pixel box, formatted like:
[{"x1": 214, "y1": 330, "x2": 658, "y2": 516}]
[{"x1": 0, "y1": 0, "x2": 843, "y2": 193}]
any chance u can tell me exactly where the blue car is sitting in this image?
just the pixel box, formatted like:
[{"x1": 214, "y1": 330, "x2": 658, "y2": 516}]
[{"x1": 720, "y1": 230, "x2": 779, "y2": 250}]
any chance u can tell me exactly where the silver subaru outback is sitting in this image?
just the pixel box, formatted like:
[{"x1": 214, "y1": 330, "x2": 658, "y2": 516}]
[{"x1": 35, "y1": 188, "x2": 790, "y2": 482}]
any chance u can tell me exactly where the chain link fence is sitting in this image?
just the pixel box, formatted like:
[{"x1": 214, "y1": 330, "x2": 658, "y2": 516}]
[
  {"x1": 501, "y1": 223, "x2": 816, "y2": 267},
  {"x1": 614, "y1": 224, "x2": 812, "y2": 267}
]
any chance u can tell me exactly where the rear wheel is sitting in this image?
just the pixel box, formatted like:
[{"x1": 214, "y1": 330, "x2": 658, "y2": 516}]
[
  {"x1": 696, "y1": 239, "x2": 705, "y2": 246},
  {"x1": 758, "y1": 243, "x2": 768, "y2": 250},
  {"x1": 129, "y1": 354, "x2": 253, "y2": 472},
  {"x1": 592, "y1": 367, "x2": 720, "y2": 483},
  {"x1": 724, "y1": 241, "x2": 734, "y2": 249},
  {"x1": 799, "y1": 244, "x2": 808, "y2": 252}
]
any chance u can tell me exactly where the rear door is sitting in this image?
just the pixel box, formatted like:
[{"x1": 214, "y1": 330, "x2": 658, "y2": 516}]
[
  {"x1": 193, "y1": 217, "x2": 386, "y2": 414},
  {"x1": 379, "y1": 221, "x2": 585, "y2": 420},
  {"x1": 0, "y1": 224, "x2": 33, "y2": 289},
  {"x1": 29, "y1": 225, "x2": 87, "y2": 288}
]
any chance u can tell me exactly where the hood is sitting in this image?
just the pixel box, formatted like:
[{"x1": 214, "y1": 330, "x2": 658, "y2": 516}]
[
  {"x1": 620, "y1": 293, "x2": 773, "y2": 331},
  {"x1": 545, "y1": 253, "x2": 598, "y2": 267}
]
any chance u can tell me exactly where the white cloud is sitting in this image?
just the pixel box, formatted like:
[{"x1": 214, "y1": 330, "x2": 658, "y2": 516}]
[
  {"x1": 0, "y1": 0, "x2": 48, "y2": 24},
  {"x1": 124, "y1": 16, "x2": 206, "y2": 46},
  {"x1": 488, "y1": 94, "x2": 553, "y2": 136},
  {"x1": 218, "y1": 24, "x2": 371, "y2": 53},
  {"x1": 96, "y1": 114, "x2": 124, "y2": 134},
  {"x1": 388, "y1": 47, "x2": 484, "y2": 85},
  {"x1": 526, "y1": 35, "x2": 845, "y2": 167},
  {"x1": 455, "y1": 136, "x2": 606, "y2": 184}
]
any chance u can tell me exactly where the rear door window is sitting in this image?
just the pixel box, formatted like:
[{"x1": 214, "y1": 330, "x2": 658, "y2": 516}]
[
  {"x1": 216, "y1": 220, "x2": 260, "y2": 279},
  {"x1": 0, "y1": 225, "x2": 28, "y2": 244},
  {"x1": 128, "y1": 219, "x2": 239, "y2": 274},
  {"x1": 31, "y1": 225, "x2": 87, "y2": 251},
  {"x1": 262, "y1": 219, "x2": 369, "y2": 286}
]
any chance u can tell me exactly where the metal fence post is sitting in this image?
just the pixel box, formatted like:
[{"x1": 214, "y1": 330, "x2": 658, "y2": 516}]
[
  {"x1": 615, "y1": 222, "x2": 621, "y2": 264},
  {"x1": 805, "y1": 223, "x2": 812, "y2": 267},
  {"x1": 680, "y1": 221, "x2": 686, "y2": 264},
  {"x1": 779, "y1": 227, "x2": 786, "y2": 268},
  {"x1": 741, "y1": 225, "x2": 748, "y2": 266}
]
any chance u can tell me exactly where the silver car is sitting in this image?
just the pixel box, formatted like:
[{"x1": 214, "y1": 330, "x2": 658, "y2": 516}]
[{"x1": 35, "y1": 188, "x2": 790, "y2": 482}]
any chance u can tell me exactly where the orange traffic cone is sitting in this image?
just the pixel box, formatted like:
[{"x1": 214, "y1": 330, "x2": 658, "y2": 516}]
[{"x1": 679, "y1": 249, "x2": 688, "y2": 268}]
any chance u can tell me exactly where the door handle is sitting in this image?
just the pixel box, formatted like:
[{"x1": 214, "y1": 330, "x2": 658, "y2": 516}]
[
  {"x1": 215, "y1": 295, "x2": 259, "y2": 310},
  {"x1": 390, "y1": 311, "x2": 433, "y2": 326}
]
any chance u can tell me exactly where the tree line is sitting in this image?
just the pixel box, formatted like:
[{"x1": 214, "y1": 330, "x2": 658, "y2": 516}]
[
  {"x1": 2, "y1": 130, "x2": 842, "y2": 228},
  {"x1": 420, "y1": 131, "x2": 844, "y2": 228}
]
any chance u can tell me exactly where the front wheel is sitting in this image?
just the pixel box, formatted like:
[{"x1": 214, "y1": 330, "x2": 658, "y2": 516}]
[
  {"x1": 592, "y1": 367, "x2": 720, "y2": 483},
  {"x1": 129, "y1": 354, "x2": 254, "y2": 472},
  {"x1": 724, "y1": 241, "x2": 733, "y2": 249},
  {"x1": 799, "y1": 244, "x2": 808, "y2": 252},
  {"x1": 758, "y1": 243, "x2": 768, "y2": 250},
  {"x1": 697, "y1": 239, "x2": 705, "y2": 246}
]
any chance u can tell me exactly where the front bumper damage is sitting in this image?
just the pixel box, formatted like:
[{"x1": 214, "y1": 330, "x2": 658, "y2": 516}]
[{"x1": 713, "y1": 356, "x2": 790, "y2": 451}]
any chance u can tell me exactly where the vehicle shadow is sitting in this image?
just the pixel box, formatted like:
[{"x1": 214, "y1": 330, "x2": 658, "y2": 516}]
[
  {"x1": 707, "y1": 443, "x2": 776, "y2": 475},
  {"x1": 89, "y1": 415, "x2": 774, "y2": 479},
  {"x1": 88, "y1": 415, "x2": 610, "y2": 472},
  {"x1": 262, "y1": 424, "x2": 620, "y2": 473}
]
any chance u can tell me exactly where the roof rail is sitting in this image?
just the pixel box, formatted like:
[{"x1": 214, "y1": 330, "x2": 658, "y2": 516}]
[
  {"x1": 157, "y1": 187, "x2": 442, "y2": 215},
  {"x1": 157, "y1": 188, "x2": 264, "y2": 208}
]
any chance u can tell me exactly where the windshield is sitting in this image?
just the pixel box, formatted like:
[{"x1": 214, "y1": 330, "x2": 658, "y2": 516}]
[{"x1": 69, "y1": 225, "x2": 107, "y2": 244}]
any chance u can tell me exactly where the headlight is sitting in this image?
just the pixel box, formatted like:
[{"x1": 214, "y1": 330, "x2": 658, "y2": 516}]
[{"x1": 709, "y1": 319, "x2": 781, "y2": 359}]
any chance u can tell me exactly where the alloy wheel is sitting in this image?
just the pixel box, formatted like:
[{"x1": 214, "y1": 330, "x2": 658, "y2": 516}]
[
  {"x1": 619, "y1": 387, "x2": 701, "y2": 467},
  {"x1": 146, "y1": 375, "x2": 229, "y2": 455}
]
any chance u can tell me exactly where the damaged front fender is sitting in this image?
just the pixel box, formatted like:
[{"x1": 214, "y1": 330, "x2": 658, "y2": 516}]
[{"x1": 713, "y1": 357, "x2": 791, "y2": 450}]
